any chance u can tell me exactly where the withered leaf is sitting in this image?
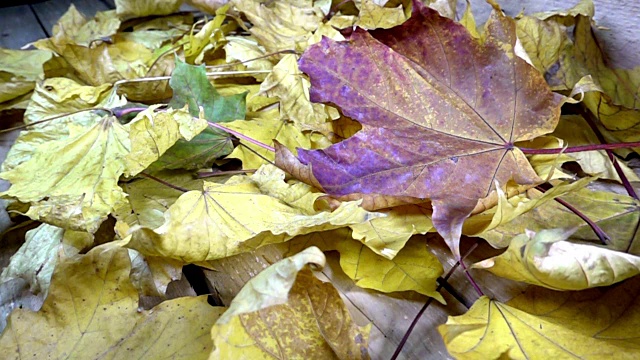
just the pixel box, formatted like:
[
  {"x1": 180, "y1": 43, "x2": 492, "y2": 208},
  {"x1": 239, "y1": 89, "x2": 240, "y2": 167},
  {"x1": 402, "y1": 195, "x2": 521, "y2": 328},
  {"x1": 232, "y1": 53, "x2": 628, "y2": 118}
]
[{"x1": 289, "y1": 2, "x2": 563, "y2": 257}]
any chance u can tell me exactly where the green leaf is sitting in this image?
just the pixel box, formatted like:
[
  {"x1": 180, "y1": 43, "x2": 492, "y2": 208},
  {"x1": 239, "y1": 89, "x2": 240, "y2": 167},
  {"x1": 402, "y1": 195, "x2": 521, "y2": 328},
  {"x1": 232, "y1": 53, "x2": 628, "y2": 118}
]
[{"x1": 152, "y1": 57, "x2": 248, "y2": 170}]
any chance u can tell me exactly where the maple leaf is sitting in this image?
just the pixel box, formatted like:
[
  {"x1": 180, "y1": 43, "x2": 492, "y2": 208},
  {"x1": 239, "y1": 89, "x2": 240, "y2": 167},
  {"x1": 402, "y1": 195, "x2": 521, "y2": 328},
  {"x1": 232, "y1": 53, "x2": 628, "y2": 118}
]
[
  {"x1": 0, "y1": 245, "x2": 223, "y2": 359},
  {"x1": 336, "y1": 237, "x2": 444, "y2": 301},
  {"x1": 480, "y1": 186, "x2": 640, "y2": 254},
  {"x1": 288, "y1": 2, "x2": 563, "y2": 257},
  {"x1": 473, "y1": 228, "x2": 640, "y2": 290},
  {"x1": 151, "y1": 57, "x2": 247, "y2": 170},
  {"x1": 211, "y1": 247, "x2": 370, "y2": 359},
  {"x1": 0, "y1": 49, "x2": 51, "y2": 105},
  {"x1": 121, "y1": 165, "x2": 381, "y2": 262},
  {"x1": 115, "y1": 0, "x2": 183, "y2": 20},
  {"x1": 438, "y1": 295, "x2": 639, "y2": 359}
]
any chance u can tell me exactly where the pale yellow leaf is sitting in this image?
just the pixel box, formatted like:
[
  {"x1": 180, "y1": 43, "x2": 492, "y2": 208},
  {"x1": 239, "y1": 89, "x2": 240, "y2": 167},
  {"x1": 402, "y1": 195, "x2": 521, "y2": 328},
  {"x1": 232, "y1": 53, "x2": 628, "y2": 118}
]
[
  {"x1": 116, "y1": 0, "x2": 182, "y2": 19},
  {"x1": 474, "y1": 228, "x2": 640, "y2": 290},
  {"x1": 259, "y1": 54, "x2": 339, "y2": 130},
  {"x1": 231, "y1": 0, "x2": 327, "y2": 53},
  {"x1": 355, "y1": 0, "x2": 408, "y2": 29},
  {"x1": 0, "y1": 116, "x2": 130, "y2": 233},
  {"x1": 122, "y1": 165, "x2": 383, "y2": 261}
]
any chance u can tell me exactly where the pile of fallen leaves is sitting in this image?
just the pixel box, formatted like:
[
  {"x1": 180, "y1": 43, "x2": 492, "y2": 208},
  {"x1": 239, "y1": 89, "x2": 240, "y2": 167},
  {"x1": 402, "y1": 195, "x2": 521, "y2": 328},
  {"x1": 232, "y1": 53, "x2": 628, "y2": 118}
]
[{"x1": 1, "y1": 0, "x2": 640, "y2": 358}]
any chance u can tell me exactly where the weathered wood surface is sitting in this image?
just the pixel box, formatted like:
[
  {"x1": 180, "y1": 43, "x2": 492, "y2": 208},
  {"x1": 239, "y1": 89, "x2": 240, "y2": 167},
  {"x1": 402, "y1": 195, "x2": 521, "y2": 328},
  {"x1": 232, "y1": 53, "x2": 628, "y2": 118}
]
[
  {"x1": 0, "y1": 5, "x2": 46, "y2": 49},
  {"x1": 30, "y1": 0, "x2": 112, "y2": 34}
]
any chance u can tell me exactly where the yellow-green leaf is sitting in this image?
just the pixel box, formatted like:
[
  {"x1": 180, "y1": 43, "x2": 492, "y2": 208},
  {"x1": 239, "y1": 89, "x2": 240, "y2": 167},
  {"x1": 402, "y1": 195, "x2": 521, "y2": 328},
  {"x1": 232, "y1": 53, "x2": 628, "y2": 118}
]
[
  {"x1": 0, "y1": 48, "x2": 52, "y2": 104},
  {"x1": 350, "y1": 204, "x2": 433, "y2": 258},
  {"x1": 552, "y1": 115, "x2": 639, "y2": 182},
  {"x1": 184, "y1": 7, "x2": 228, "y2": 64},
  {"x1": 116, "y1": 169, "x2": 206, "y2": 229},
  {"x1": 481, "y1": 187, "x2": 640, "y2": 255},
  {"x1": 0, "y1": 116, "x2": 130, "y2": 233},
  {"x1": 224, "y1": 114, "x2": 312, "y2": 169},
  {"x1": 463, "y1": 177, "x2": 594, "y2": 246},
  {"x1": 23, "y1": 77, "x2": 115, "y2": 124},
  {"x1": 506, "y1": 276, "x2": 640, "y2": 349}
]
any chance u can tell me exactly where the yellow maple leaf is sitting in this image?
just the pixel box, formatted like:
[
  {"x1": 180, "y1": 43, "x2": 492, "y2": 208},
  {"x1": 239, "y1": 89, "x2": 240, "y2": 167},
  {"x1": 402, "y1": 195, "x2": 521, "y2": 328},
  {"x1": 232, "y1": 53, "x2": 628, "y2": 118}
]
[
  {"x1": 0, "y1": 48, "x2": 51, "y2": 105},
  {"x1": 259, "y1": 54, "x2": 340, "y2": 130},
  {"x1": 350, "y1": 204, "x2": 433, "y2": 258},
  {"x1": 438, "y1": 295, "x2": 638, "y2": 359},
  {"x1": 463, "y1": 177, "x2": 594, "y2": 246},
  {"x1": 115, "y1": 0, "x2": 183, "y2": 19},
  {"x1": 0, "y1": 245, "x2": 224, "y2": 359},
  {"x1": 124, "y1": 106, "x2": 208, "y2": 177},
  {"x1": 211, "y1": 247, "x2": 370, "y2": 359},
  {"x1": 231, "y1": 0, "x2": 328, "y2": 53},
  {"x1": 337, "y1": 237, "x2": 445, "y2": 302},
  {"x1": 224, "y1": 113, "x2": 312, "y2": 169},
  {"x1": 480, "y1": 186, "x2": 640, "y2": 254},
  {"x1": 0, "y1": 116, "x2": 130, "y2": 233},
  {"x1": 121, "y1": 165, "x2": 382, "y2": 262}
]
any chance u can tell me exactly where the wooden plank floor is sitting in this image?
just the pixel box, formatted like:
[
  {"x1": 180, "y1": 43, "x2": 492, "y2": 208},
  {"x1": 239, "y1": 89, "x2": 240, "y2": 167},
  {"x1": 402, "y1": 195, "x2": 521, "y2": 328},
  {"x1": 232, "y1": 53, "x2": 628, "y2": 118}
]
[
  {"x1": 0, "y1": 1, "x2": 526, "y2": 359},
  {"x1": 0, "y1": 0, "x2": 113, "y2": 49}
]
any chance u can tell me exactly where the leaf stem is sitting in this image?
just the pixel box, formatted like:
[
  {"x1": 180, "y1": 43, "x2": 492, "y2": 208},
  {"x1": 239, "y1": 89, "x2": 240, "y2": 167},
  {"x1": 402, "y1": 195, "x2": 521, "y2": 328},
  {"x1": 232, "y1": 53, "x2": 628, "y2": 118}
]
[
  {"x1": 458, "y1": 258, "x2": 484, "y2": 297},
  {"x1": 207, "y1": 121, "x2": 275, "y2": 152},
  {"x1": 196, "y1": 169, "x2": 256, "y2": 178},
  {"x1": 535, "y1": 185, "x2": 610, "y2": 244},
  {"x1": 575, "y1": 105, "x2": 639, "y2": 199},
  {"x1": 390, "y1": 241, "x2": 479, "y2": 360},
  {"x1": 114, "y1": 107, "x2": 148, "y2": 118},
  {"x1": 139, "y1": 172, "x2": 189, "y2": 193},
  {"x1": 205, "y1": 49, "x2": 298, "y2": 70},
  {"x1": 0, "y1": 107, "x2": 113, "y2": 134},
  {"x1": 238, "y1": 142, "x2": 276, "y2": 165},
  {"x1": 113, "y1": 70, "x2": 273, "y2": 88},
  {"x1": 519, "y1": 141, "x2": 640, "y2": 154}
]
